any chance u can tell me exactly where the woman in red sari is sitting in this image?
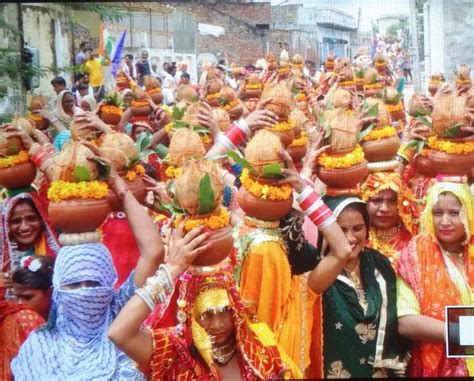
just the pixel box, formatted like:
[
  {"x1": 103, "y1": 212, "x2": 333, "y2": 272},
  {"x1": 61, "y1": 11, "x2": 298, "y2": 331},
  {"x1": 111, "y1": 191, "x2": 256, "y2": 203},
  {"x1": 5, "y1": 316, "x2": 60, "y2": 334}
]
[{"x1": 397, "y1": 176, "x2": 474, "y2": 377}]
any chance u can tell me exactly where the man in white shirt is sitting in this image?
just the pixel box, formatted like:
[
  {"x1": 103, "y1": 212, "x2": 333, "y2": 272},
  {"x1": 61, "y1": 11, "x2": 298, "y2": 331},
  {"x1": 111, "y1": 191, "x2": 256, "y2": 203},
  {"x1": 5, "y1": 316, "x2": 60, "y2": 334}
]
[{"x1": 121, "y1": 54, "x2": 137, "y2": 79}]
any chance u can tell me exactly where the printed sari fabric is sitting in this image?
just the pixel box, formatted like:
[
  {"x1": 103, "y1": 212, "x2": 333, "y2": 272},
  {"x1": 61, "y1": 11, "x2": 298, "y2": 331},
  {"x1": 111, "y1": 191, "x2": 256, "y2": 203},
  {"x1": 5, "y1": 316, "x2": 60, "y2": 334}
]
[
  {"x1": 397, "y1": 235, "x2": 474, "y2": 377},
  {"x1": 321, "y1": 248, "x2": 407, "y2": 378},
  {"x1": 0, "y1": 301, "x2": 44, "y2": 381}
]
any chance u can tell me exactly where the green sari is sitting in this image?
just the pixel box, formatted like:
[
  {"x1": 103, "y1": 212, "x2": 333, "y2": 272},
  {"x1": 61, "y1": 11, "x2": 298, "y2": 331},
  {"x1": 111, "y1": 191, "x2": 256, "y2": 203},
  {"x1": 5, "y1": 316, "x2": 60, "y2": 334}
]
[{"x1": 322, "y1": 248, "x2": 407, "y2": 378}]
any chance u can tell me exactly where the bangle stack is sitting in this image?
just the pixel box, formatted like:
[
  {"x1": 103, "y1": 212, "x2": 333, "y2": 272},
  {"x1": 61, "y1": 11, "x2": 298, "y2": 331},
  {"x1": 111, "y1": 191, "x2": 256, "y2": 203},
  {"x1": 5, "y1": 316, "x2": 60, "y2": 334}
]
[
  {"x1": 30, "y1": 144, "x2": 57, "y2": 172},
  {"x1": 296, "y1": 185, "x2": 336, "y2": 231},
  {"x1": 396, "y1": 141, "x2": 416, "y2": 164},
  {"x1": 219, "y1": 119, "x2": 251, "y2": 151},
  {"x1": 135, "y1": 264, "x2": 174, "y2": 311}
]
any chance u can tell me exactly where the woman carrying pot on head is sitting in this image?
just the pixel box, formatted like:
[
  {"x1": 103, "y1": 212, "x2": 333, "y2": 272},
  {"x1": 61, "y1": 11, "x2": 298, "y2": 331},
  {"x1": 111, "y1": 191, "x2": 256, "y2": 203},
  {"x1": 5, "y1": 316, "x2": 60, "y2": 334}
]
[
  {"x1": 11, "y1": 166, "x2": 164, "y2": 380},
  {"x1": 397, "y1": 176, "x2": 474, "y2": 377},
  {"x1": 278, "y1": 155, "x2": 408, "y2": 378},
  {"x1": 108, "y1": 225, "x2": 302, "y2": 380},
  {"x1": 0, "y1": 193, "x2": 60, "y2": 301},
  {"x1": 32, "y1": 90, "x2": 85, "y2": 151},
  {"x1": 360, "y1": 171, "x2": 420, "y2": 268}
]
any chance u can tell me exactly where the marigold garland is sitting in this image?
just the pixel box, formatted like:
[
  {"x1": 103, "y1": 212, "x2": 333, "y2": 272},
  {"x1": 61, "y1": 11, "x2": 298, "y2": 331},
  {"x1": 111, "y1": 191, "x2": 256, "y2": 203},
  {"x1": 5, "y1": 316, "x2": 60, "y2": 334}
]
[
  {"x1": 206, "y1": 93, "x2": 220, "y2": 101},
  {"x1": 318, "y1": 145, "x2": 365, "y2": 169},
  {"x1": 290, "y1": 132, "x2": 308, "y2": 147},
  {"x1": 125, "y1": 164, "x2": 145, "y2": 181},
  {"x1": 272, "y1": 119, "x2": 296, "y2": 132},
  {"x1": 101, "y1": 105, "x2": 123, "y2": 116},
  {"x1": 426, "y1": 136, "x2": 474, "y2": 155},
  {"x1": 456, "y1": 79, "x2": 472, "y2": 85},
  {"x1": 173, "y1": 207, "x2": 231, "y2": 232},
  {"x1": 362, "y1": 126, "x2": 397, "y2": 142},
  {"x1": 0, "y1": 150, "x2": 29, "y2": 169},
  {"x1": 240, "y1": 168, "x2": 292, "y2": 201},
  {"x1": 222, "y1": 99, "x2": 239, "y2": 111},
  {"x1": 295, "y1": 93, "x2": 307, "y2": 102},
  {"x1": 147, "y1": 87, "x2": 162, "y2": 94},
  {"x1": 338, "y1": 80, "x2": 356, "y2": 87},
  {"x1": 165, "y1": 165, "x2": 183, "y2": 179},
  {"x1": 364, "y1": 83, "x2": 383, "y2": 90},
  {"x1": 47, "y1": 180, "x2": 109, "y2": 203},
  {"x1": 385, "y1": 103, "x2": 403, "y2": 112},
  {"x1": 429, "y1": 79, "x2": 444, "y2": 85},
  {"x1": 131, "y1": 100, "x2": 149, "y2": 107},
  {"x1": 201, "y1": 134, "x2": 212, "y2": 145},
  {"x1": 245, "y1": 84, "x2": 262, "y2": 90}
]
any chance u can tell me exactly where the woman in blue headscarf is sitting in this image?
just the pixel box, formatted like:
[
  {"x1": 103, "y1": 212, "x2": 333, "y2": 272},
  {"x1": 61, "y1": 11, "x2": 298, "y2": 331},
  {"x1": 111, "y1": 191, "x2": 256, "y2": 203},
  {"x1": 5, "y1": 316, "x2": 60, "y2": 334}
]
[{"x1": 11, "y1": 168, "x2": 207, "y2": 380}]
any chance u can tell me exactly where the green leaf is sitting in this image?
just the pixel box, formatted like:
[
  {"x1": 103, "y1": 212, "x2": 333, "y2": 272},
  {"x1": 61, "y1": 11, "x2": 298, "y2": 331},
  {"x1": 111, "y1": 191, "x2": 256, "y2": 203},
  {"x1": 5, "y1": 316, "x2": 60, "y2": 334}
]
[
  {"x1": 198, "y1": 174, "x2": 215, "y2": 215},
  {"x1": 92, "y1": 158, "x2": 111, "y2": 180},
  {"x1": 442, "y1": 123, "x2": 463, "y2": 139},
  {"x1": 173, "y1": 120, "x2": 191, "y2": 129},
  {"x1": 7, "y1": 146, "x2": 19, "y2": 155},
  {"x1": 406, "y1": 139, "x2": 426, "y2": 154},
  {"x1": 262, "y1": 163, "x2": 285, "y2": 179},
  {"x1": 191, "y1": 95, "x2": 200, "y2": 102},
  {"x1": 357, "y1": 122, "x2": 376, "y2": 141},
  {"x1": 72, "y1": 165, "x2": 91, "y2": 182},
  {"x1": 171, "y1": 106, "x2": 186, "y2": 120},
  {"x1": 371, "y1": 73, "x2": 378, "y2": 83},
  {"x1": 226, "y1": 150, "x2": 255, "y2": 173},
  {"x1": 416, "y1": 116, "x2": 432, "y2": 128},
  {"x1": 366, "y1": 103, "x2": 379, "y2": 118},
  {"x1": 155, "y1": 144, "x2": 169, "y2": 159},
  {"x1": 134, "y1": 132, "x2": 152, "y2": 152},
  {"x1": 218, "y1": 96, "x2": 229, "y2": 106},
  {"x1": 156, "y1": 200, "x2": 186, "y2": 215},
  {"x1": 291, "y1": 83, "x2": 299, "y2": 96}
]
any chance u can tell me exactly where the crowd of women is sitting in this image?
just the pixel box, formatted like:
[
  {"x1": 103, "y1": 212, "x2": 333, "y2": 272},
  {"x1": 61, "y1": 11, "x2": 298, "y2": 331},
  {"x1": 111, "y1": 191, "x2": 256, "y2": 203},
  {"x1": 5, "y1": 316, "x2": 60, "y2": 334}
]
[{"x1": 0, "y1": 46, "x2": 473, "y2": 380}]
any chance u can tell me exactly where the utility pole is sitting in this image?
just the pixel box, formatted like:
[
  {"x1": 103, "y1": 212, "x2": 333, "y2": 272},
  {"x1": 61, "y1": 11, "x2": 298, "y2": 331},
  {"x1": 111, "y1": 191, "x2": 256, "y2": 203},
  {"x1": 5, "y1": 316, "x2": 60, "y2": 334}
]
[{"x1": 409, "y1": 0, "x2": 421, "y2": 91}]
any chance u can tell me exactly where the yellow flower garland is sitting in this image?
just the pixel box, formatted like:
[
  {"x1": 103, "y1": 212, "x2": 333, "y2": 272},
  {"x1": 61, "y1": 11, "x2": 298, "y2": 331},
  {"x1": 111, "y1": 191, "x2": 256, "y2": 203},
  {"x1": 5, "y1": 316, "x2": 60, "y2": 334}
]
[
  {"x1": 47, "y1": 181, "x2": 109, "y2": 203},
  {"x1": 164, "y1": 122, "x2": 173, "y2": 134},
  {"x1": 173, "y1": 207, "x2": 231, "y2": 232},
  {"x1": 0, "y1": 150, "x2": 29, "y2": 169},
  {"x1": 364, "y1": 83, "x2": 383, "y2": 90},
  {"x1": 125, "y1": 164, "x2": 145, "y2": 181},
  {"x1": 318, "y1": 145, "x2": 365, "y2": 169},
  {"x1": 165, "y1": 165, "x2": 183, "y2": 179},
  {"x1": 385, "y1": 103, "x2": 403, "y2": 112},
  {"x1": 273, "y1": 119, "x2": 296, "y2": 132},
  {"x1": 290, "y1": 132, "x2": 308, "y2": 147},
  {"x1": 222, "y1": 99, "x2": 239, "y2": 111},
  {"x1": 240, "y1": 168, "x2": 292, "y2": 201},
  {"x1": 362, "y1": 126, "x2": 397, "y2": 142},
  {"x1": 426, "y1": 136, "x2": 474, "y2": 155}
]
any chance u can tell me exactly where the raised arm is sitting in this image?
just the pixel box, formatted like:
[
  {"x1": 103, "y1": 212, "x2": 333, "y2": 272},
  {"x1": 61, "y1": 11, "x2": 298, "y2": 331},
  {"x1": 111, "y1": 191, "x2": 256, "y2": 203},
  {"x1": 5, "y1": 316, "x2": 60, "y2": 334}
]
[
  {"x1": 107, "y1": 170, "x2": 163, "y2": 287},
  {"x1": 277, "y1": 143, "x2": 352, "y2": 294},
  {"x1": 108, "y1": 225, "x2": 210, "y2": 365}
]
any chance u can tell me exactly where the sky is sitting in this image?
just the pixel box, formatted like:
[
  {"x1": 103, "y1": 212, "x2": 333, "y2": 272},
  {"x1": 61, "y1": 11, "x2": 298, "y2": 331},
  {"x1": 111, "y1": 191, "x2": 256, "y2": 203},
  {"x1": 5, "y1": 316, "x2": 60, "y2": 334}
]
[{"x1": 259, "y1": 0, "x2": 411, "y2": 32}]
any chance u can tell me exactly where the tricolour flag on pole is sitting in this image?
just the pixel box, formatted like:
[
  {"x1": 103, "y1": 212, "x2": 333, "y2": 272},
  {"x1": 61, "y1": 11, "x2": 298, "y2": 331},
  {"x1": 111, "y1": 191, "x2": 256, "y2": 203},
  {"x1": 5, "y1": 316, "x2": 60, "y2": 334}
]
[{"x1": 111, "y1": 30, "x2": 126, "y2": 78}]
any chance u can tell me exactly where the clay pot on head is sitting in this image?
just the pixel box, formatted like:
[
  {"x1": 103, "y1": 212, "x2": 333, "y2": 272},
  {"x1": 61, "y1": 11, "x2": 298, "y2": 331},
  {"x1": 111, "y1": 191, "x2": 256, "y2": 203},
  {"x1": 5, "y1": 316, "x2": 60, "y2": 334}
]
[
  {"x1": 191, "y1": 226, "x2": 234, "y2": 266},
  {"x1": 147, "y1": 89, "x2": 164, "y2": 105},
  {"x1": 0, "y1": 162, "x2": 37, "y2": 190},
  {"x1": 100, "y1": 110, "x2": 122, "y2": 126},
  {"x1": 29, "y1": 113, "x2": 49, "y2": 130},
  {"x1": 108, "y1": 174, "x2": 147, "y2": 210},
  {"x1": 130, "y1": 103, "x2": 152, "y2": 117},
  {"x1": 237, "y1": 186, "x2": 293, "y2": 221},
  {"x1": 428, "y1": 83, "x2": 440, "y2": 97},
  {"x1": 244, "y1": 89, "x2": 262, "y2": 99},
  {"x1": 271, "y1": 128, "x2": 295, "y2": 148},
  {"x1": 227, "y1": 103, "x2": 244, "y2": 121},
  {"x1": 416, "y1": 149, "x2": 474, "y2": 177},
  {"x1": 288, "y1": 145, "x2": 307, "y2": 163},
  {"x1": 48, "y1": 198, "x2": 112, "y2": 233},
  {"x1": 362, "y1": 135, "x2": 401, "y2": 162},
  {"x1": 317, "y1": 161, "x2": 369, "y2": 189},
  {"x1": 414, "y1": 155, "x2": 438, "y2": 178}
]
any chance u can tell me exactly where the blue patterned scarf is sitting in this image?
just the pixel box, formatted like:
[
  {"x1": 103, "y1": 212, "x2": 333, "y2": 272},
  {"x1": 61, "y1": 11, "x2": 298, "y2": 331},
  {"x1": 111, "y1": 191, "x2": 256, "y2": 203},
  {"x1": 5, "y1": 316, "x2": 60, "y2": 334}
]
[{"x1": 11, "y1": 243, "x2": 143, "y2": 380}]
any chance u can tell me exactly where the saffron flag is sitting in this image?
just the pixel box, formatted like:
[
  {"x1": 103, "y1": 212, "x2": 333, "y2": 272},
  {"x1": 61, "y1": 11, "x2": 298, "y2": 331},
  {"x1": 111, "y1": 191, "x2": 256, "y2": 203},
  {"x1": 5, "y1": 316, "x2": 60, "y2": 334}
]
[{"x1": 111, "y1": 30, "x2": 126, "y2": 78}]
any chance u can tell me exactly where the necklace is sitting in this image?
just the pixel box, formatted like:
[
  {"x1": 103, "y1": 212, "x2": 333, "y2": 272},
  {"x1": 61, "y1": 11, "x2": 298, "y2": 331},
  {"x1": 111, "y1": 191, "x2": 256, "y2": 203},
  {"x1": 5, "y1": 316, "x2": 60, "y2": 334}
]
[
  {"x1": 343, "y1": 262, "x2": 368, "y2": 314},
  {"x1": 374, "y1": 225, "x2": 400, "y2": 242},
  {"x1": 212, "y1": 339, "x2": 237, "y2": 366}
]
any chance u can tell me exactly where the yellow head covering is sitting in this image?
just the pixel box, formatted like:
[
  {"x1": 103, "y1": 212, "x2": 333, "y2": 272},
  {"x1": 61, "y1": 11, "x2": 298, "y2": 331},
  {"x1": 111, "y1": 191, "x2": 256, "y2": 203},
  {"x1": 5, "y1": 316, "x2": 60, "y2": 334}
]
[{"x1": 421, "y1": 178, "x2": 474, "y2": 258}]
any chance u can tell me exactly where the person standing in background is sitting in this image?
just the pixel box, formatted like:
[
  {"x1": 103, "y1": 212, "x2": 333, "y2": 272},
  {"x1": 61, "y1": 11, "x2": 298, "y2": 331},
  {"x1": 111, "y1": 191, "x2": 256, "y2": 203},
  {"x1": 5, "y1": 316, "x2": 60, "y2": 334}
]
[
  {"x1": 74, "y1": 41, "x2": 90, "y2": 66},
  {"x1": 121, "y1": 54, "x2": 137, "y2": 80},
  {"x1": 83, "y1": 48, "x2": 107, "y2": 101},
  {"x1": 135, "y1": 50, "x2": 151, "y2": 86}
]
